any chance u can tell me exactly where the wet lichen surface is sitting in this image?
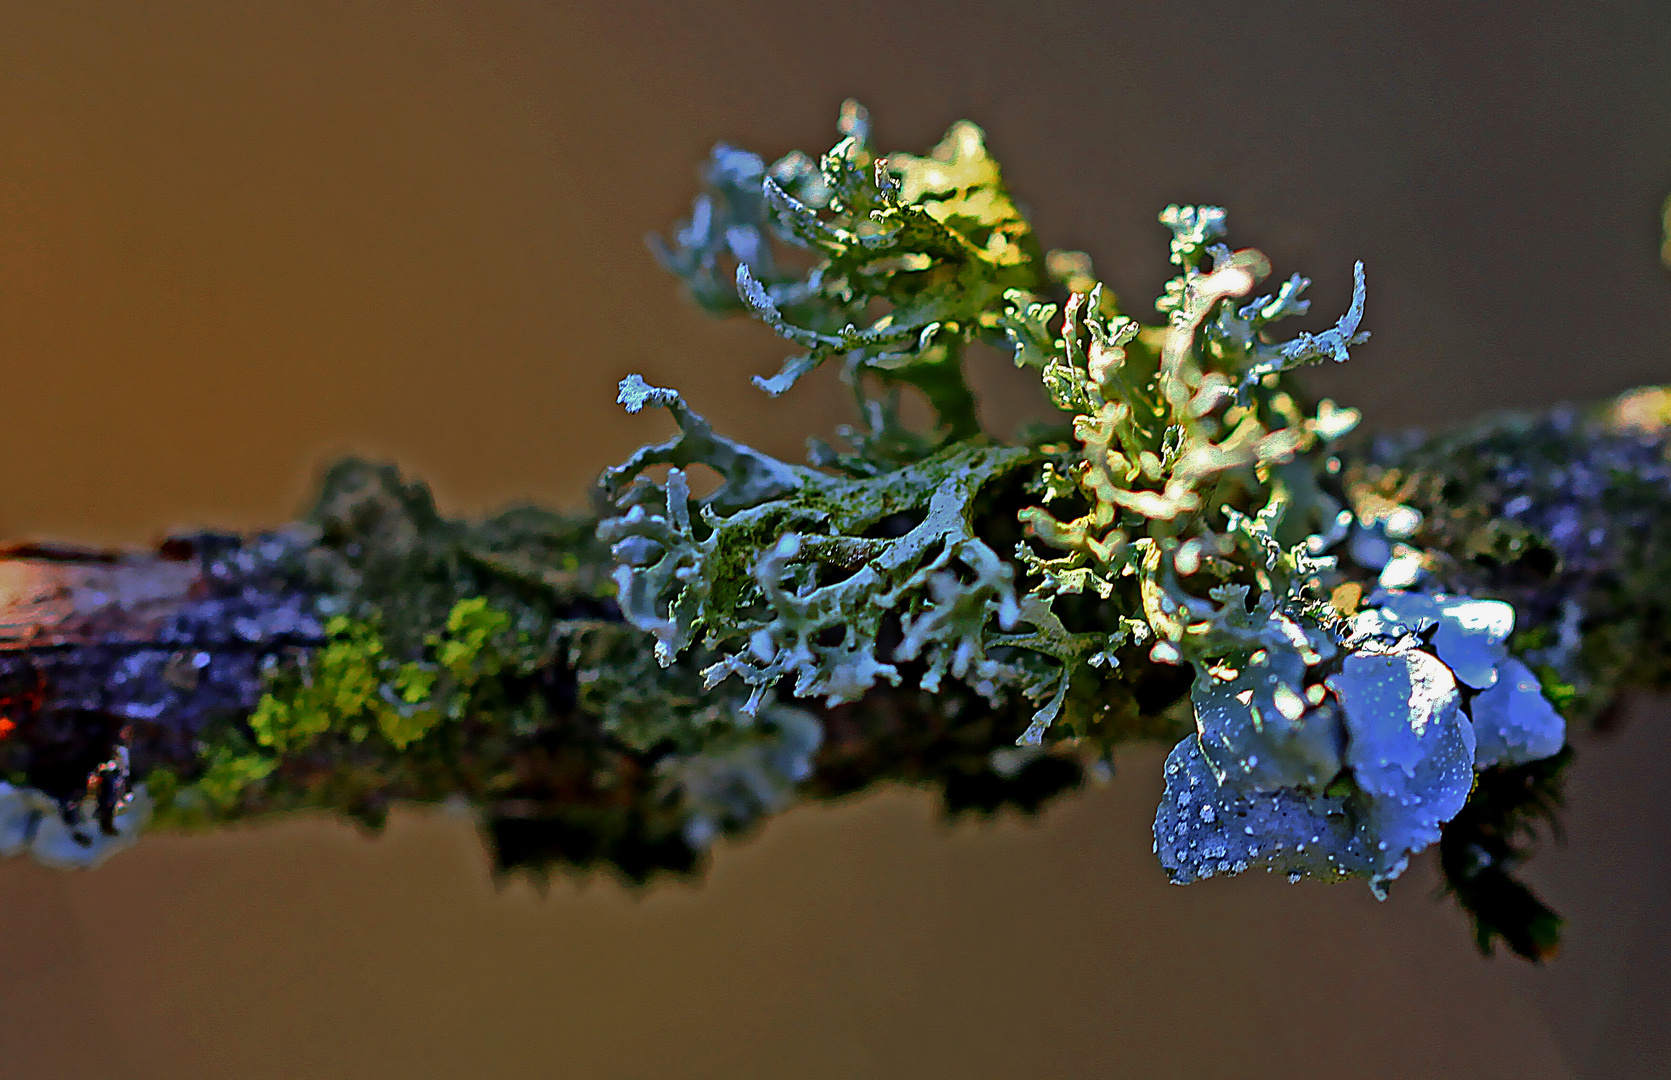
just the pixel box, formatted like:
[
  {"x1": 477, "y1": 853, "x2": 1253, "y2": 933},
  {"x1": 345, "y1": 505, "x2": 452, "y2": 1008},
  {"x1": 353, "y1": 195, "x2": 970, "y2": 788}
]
[{"x1": 3, "y1": 103, "x2": 1667, "y2": 963}]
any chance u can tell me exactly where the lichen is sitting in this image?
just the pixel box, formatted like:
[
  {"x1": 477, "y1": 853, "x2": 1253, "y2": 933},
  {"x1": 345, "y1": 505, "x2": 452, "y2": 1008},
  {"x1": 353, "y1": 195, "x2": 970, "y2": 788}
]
[
  {"x1": 13, "y1": 102, "x2": 1663, "y2": 964},
  {"x1": 655, "y1": 99, "x2": 1042, "y2": 443},
  {"x1": 600, "y1": 382, "x2": 1057, "y2": 719},
  {"x1": 241, "y1": 599, "x2": 515, "y2": 757},
  {"x1": 636, "y1": 101, "x2": 1568, "y2": 922}
]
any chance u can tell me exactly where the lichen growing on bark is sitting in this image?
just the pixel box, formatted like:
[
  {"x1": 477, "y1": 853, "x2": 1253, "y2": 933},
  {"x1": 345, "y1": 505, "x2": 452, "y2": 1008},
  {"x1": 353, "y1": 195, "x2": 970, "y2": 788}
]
[
  {"x1": 626, "y1": 101, "x2": 1568, "y2": 923},
  {"x1": 2, "y1": 102, "x2": 1665, "y2": 964}
]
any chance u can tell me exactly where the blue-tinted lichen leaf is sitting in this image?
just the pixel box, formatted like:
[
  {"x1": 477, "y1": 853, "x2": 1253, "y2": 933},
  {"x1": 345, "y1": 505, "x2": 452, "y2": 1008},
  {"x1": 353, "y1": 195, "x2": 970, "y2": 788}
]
[
  {"x1": 606, "y1": 375, "x2": 809, "y2": 514},
  {"x1": 1229, "y1": 262, "x2": 1369, "y2": 403},
  {"x1": 1329, "y1": 646, "x2": 1463, "y2": 782},
  {"x1": 1327, "y1": 646, "x2": 1476, "y2": 894},
  {"x1": 1191, "y1": 635, "x2": 1343, "y2": 792},
  {"x1": 1355, "y1": 736, "x2": 1475, "y2": 897},
  {"x1": 649, "y1": 142, "x2": 827, "y2": 319},
  {"x1": 1469, "y1": 657, "x2": 1567, "y2": 768},
  {"x1": 1369, "y1": 593, "x2": 1514, "y2": 689},
  {"x1": 1154, "y1": 736, "x2": 1367, "y2": 885},
  {"x1": 1430, "y1": 598, "x2": 1515, "y2": 690}
]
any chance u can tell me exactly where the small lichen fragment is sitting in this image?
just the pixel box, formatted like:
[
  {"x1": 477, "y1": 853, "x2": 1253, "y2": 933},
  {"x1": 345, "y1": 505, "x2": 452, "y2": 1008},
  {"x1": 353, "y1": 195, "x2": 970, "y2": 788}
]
[
  {"x1": 1191, "y1": 628, "x2": 1342, "y2": 793},
  {"x1": 1367, "y1": 592, "x2": 1514, "y2": 690},
  {"x1": 1327, "y1": 644, "x2": 1477, "y2": 893},
  {"x1": 1469, "y1": 657, "x2": 1566, "y2": 768},
  {"x1": 1154, "y1": 736, "x2": 1365, "y2": 885}
]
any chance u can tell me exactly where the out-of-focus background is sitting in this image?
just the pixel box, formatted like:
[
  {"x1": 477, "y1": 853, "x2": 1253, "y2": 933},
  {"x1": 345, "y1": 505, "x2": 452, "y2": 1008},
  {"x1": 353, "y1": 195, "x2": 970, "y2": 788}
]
[{"x1": 0, "y1": 4, "x2": 1668, "y2": 1077}]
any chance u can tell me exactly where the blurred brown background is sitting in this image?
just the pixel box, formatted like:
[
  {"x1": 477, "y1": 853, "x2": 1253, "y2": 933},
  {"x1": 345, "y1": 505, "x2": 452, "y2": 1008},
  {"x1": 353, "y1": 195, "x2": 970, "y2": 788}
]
[{"x1": 0, "y1": 3, "x2": 1668, "y2": 1077}]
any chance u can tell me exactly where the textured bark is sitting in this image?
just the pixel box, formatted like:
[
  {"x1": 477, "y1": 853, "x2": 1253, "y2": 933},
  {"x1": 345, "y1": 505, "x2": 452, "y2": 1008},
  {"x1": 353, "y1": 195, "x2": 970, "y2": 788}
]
[{"x1": 0, "y1": 386, "x2": 1667, "y2": 930}]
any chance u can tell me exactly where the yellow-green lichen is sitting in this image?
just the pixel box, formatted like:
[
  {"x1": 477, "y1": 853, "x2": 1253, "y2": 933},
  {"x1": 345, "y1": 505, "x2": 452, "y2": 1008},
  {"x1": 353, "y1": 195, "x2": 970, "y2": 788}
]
[
  {"x1": 250, "y1": 597, "x2": 518, "y2": 757},
  {"x1": 151, "y1": 597, "x2": 523, "y2": 823},
  {"x1": 433, "y1": 596, "x2": 513, "y2": 686}
]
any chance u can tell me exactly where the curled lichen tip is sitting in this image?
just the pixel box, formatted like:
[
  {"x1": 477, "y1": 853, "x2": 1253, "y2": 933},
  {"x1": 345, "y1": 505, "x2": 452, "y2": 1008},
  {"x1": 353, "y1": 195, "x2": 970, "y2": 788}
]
[{"x1": 618, "y1": 373, "x2": 679, "y2": 414}]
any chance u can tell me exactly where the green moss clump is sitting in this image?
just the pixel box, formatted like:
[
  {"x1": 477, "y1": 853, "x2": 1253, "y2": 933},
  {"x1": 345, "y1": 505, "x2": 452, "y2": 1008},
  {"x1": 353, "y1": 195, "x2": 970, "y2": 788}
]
[
  {"x1": 250, "y1": 599, "x2": 520, "y2": 756},
  {"x1": 155, "y1": 597, "x2": 525, "y2": 822}
]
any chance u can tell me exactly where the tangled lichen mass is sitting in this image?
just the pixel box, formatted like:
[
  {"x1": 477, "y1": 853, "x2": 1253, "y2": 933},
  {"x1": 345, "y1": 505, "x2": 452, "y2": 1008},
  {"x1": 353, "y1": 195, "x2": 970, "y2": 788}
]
[
  {"x1": 2, "y1": 101, "x2": 1667, "y2": 964},
  {"x1": 614, "y1": 100, "x2": 1569, "y2": 919}
]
